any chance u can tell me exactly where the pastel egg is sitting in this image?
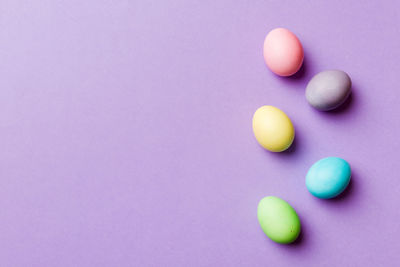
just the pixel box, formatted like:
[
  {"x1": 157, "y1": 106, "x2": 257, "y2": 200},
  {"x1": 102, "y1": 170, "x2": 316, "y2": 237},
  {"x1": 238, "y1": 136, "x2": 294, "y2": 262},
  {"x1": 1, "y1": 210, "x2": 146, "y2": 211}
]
[
  {"x1": 306, "y1": 157, "x2": 351, "y2": 199},
  {"x1": 258, "y1": 196, "x2": 301, "y2": 244},
  {"x1": 263, "y1": 28, "x2": 304, "y2": 76},
  {"x1": 306, "y1": 70, "x2": 352, "y2": 111},
  {"x1": 252, "y1": 105, "x2": 294, "y2": 152}
]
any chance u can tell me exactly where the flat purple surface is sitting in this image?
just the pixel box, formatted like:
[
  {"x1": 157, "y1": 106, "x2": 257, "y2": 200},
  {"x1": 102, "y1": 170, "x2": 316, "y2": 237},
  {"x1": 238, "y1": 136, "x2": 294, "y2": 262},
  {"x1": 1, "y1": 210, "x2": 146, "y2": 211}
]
[{"x1": 0, "y1": 1, "x2": 399, "y2": 266}]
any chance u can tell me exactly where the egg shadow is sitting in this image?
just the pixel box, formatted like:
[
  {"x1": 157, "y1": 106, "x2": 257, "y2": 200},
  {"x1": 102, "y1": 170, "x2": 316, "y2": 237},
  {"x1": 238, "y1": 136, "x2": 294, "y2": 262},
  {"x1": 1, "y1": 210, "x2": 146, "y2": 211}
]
[
  {"x1": 258, "y1": 124, "x2": 310, "y2": 168},
  {"x1": 316, "y1": 84, "x2": 358, "y2": 116},
  {"x1": 260, "y1": 132, "x2": 298, "y2": 163},
  {"x1": 261, "y1": 217, "x2": 307, "y2": 249},
  {"x1": 275, "y1": 212, "x2": 309, "y2": 251},
  {"x1": 319, "y1": 170, "x2": 358, "y2": 205},
  {"x1": 288, "y1": 57, "x2": 308, "y2": 81},
  {"x1": 287, "y1": 220, "x2": 305, "y2": 247},
  {"x1": 270, "y1": 124, "x2": 303, "y2": 159},
  {"x1": 276, "y1": 55, "x2": 309, "y2": 83},
  {"x1": 328, "y1": 172, "x2": 355, "y2": 203},
  {"x1": 280, "y1": 134, "x2": 297, "y2": 155}
]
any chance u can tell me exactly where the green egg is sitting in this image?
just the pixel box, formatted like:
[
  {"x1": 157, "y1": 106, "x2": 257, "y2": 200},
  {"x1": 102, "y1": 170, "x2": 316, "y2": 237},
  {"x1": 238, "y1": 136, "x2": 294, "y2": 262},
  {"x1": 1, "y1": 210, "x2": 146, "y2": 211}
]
[{"x1": 257, "y1": 196, "x2": 301, "y2": 244}]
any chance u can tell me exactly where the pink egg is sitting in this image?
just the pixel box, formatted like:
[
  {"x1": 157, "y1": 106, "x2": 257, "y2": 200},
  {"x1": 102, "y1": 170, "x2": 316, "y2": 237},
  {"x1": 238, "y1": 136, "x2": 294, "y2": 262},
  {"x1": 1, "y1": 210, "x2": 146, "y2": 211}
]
[{"x1": 263, "y1": 28, "x2": 304, "y2": 76}]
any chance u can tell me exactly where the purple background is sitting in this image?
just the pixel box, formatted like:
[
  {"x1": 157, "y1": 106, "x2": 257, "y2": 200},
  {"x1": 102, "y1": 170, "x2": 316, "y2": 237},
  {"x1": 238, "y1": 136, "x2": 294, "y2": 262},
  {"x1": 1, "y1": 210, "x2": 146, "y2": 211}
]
[{"x1": 0, "y1": 1, "x2": 399, "y2": 266}]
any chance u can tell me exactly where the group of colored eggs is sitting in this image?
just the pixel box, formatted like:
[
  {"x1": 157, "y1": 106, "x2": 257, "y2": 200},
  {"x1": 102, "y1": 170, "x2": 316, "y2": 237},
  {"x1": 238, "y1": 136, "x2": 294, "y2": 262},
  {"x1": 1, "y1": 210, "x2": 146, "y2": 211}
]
[{"x1": 254, "y1": 28, "x2": 352, "y2": 244}]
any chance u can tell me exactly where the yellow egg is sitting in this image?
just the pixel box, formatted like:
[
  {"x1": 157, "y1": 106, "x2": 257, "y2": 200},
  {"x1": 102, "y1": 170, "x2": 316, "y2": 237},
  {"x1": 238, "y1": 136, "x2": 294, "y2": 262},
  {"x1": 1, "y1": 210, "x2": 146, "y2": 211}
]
[{"x1": 252, "y1": 105, "x2": 295, "y2": 152}]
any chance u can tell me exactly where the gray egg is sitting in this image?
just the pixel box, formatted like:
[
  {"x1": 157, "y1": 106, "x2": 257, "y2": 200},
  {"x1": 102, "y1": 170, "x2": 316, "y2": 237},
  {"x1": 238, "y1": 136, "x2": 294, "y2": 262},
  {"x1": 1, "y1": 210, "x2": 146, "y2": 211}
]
[{"x1": 305, "y1": 70, "x2": 352, "y2": 111}]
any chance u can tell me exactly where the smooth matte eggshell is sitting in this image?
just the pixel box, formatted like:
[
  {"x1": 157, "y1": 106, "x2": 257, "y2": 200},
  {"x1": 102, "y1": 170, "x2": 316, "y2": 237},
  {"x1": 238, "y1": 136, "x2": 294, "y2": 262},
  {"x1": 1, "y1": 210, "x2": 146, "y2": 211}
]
[
  {"x1": 306, "y1": 157, "x2": 351, "y2": 199},
  {"x1": 263, "y1": 28, "x2": 304, "y2": 76},
  {"x1": 252, "y1": 105, "x2": 295, "y2": 152},
  {"x1": 306, "y1": 70, "x2": 352, "y2": 111},
  {"x1": 258, "y1": 196, "x2": 301, "y2": 244}
]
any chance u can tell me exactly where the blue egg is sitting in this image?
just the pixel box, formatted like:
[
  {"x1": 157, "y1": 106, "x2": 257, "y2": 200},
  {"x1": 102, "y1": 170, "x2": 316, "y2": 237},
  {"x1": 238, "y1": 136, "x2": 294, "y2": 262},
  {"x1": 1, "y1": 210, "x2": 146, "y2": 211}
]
[{"x1": 306, "y1": 157, "x2": 351, "y2": 199}]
